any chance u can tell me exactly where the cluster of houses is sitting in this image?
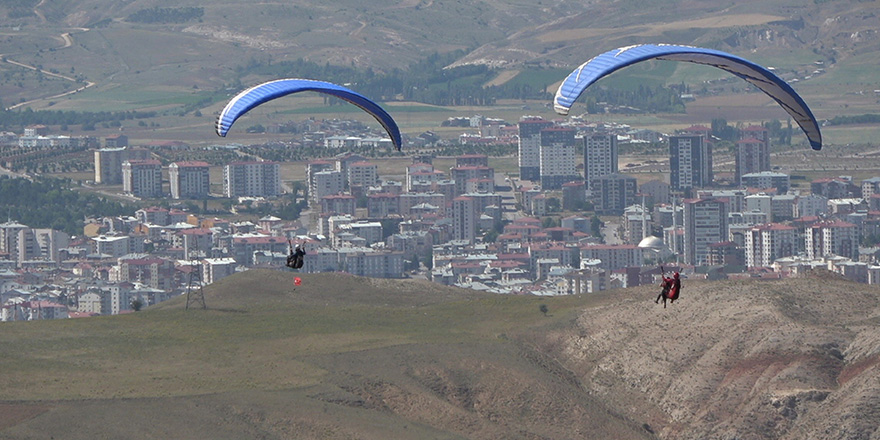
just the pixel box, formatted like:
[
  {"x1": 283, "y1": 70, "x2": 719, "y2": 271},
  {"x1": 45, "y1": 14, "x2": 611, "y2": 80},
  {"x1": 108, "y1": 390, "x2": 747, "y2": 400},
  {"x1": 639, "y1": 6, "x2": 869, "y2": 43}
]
[{"x1": 0, "y1": 208, "x2": 311, "y2": 321}]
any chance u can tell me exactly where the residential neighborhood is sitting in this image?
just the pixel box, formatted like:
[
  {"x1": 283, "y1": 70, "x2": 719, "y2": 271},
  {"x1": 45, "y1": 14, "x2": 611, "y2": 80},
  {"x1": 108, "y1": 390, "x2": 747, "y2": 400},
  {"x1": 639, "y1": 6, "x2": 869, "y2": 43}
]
[{"x1": 4, "y1": 115, "x2": 880, "y2": 322}]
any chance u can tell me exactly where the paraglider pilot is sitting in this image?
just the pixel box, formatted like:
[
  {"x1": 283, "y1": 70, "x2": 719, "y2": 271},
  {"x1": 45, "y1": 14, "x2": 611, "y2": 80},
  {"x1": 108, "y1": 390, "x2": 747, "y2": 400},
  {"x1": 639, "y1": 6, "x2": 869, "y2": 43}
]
[
  {"x1": 286, "y1": 240, "x2": 305, "y2": 269},
  {"x1": 655, "y1": 271, "x2": 681, "y2": 308}
]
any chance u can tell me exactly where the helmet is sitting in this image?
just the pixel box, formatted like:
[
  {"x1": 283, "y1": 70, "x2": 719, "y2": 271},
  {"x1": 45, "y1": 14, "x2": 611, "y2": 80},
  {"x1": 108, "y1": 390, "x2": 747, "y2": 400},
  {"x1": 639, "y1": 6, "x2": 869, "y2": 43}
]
[{"x1": 673, "y1": 272, "x2": 679, "y2": 278}]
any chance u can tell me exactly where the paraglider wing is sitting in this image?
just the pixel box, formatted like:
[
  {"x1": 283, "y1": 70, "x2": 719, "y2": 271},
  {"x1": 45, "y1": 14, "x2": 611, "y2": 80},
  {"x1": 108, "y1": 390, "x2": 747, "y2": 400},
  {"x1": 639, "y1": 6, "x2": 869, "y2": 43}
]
[
  {"x1": 554, "y1": 44, "x2": 822, "y2": 150},
  {"x1": 216, "y1": 78, "x2": 402, "y2": 151},
  {"x1": 294, "y1": 277, "x2": 302, "y2": 286}
]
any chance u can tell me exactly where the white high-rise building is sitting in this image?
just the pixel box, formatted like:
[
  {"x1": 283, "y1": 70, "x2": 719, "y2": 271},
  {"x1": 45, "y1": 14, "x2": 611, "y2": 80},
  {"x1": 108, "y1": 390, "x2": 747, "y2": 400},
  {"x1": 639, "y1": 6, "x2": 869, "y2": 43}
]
[
  {"x1": 745, "y1": 223, "x2": 797, "y2": 268},
  {"x1": 584, "y1": 133, "x2": 618, "y2": 186},
  {"x1": 590, "y1": 173, "x2": 637, "y2": 216},
  {"x1": 169, "y1": 161, "x2": 210, "y2": 199},
  {"x1": 745, "y1": 193, "x2": 772, "y2": 220},
  {"x1": 347, "y1": 161, "x2": 379, "y2": 188},
  {"x1": 94, "y1": 147, "x2": 151, "y2": 184},
  {"x1": 302, "y1": 247, "x2": 405, "y2": 278},
  {"x1": 670, "y1": 135, "x2": 712, "y2": 190},
  {"x1": 683, "y1": 198, "x2": 728, "y2": 266},
  {"x1": 94, "y1": 147, "x2": 127, "y2": 184},
  {"x1": 311, "y1": 170, "x2": 345, "y2": 201},
  {"x1": 307, "y1": 160, "x2": 335, "y2": 199},
  {"x1": 93, "y1": 235, "x2": 132, "y2": 258},
  {"x1": 795, "y1": 194, "x2": 828, "y2": 218},
  {"x1": 22, "y1": 228, "x2": 70, "y2": 264},
  {"x1": 539, "y1": 127, "x2": 579, "y2": 189},
  {"x1": 806, "y1": 220, "x2": 858, "y2": 260},
  {"x1": 518, "y1": 117, "x2": 553, "y2": 181},
  {"x1": 223, "y1": 161, "x2": 280, "y2": 197},
  {"x1": 122, "y1": 159, "x2": 163, "y2": 198},
  {"x1": 202, "y1": 258, "x2": 238, "y2": 284},
  {"x1": 453, "y1": 196, "x2": 477, "y2": 244},
  {"x1": 0, "y1": 221, "x2": 28, "y2": 261},
  {"x1": 736, "y1": 125, "x2": 771, "y2": 185}
]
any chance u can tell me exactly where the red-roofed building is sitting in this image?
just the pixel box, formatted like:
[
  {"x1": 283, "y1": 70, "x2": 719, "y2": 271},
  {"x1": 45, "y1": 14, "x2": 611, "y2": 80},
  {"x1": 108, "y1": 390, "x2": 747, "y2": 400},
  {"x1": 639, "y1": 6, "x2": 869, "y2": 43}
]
[
  {"x1": 503, "y1": 223, "x2": 542, "y2": 237},
  {"x1": 27, "y1": 300, "x2": 69, "y2": 320},
  {"x1": 136, "y1": 206, "x2": 169, "y2": 225},
  {"x1": 579, "y1": 243, "x2": 641, "y2": 272},
  {"x1": 811, "y1": 177, "x2": 858, "y2": 199},
  {"x1": 104, "y1": 133, "x2": 127, "y2": 147},
  {"x1": 529, "y1": 242, "x2": 578, "y2": 271},
  {"x1": 178, "y1": 228, "x2": 214, "y2": 258},
  {"x1": 368, "y1": 192, "x2": 400, "y2": 218},
  {"x1": 406, "y1": 163, "x2": 445, "y2": 192},
  {"x1": 488, "y1": 260, "x2": 526, "y2": 270},
  {"x1": 451, "y1": 166, "x2": 494, "y2": 196},
  {"x1": 116, "y1": 257, "x2": 176, "y2": 290},
  {"x1": 321, "y1": 194, "x2": 356, "y2": 216},
  {"x1": 683, "y1": 125, "x2": 711, "y2": 137},
  {"x1": 529, "y1": 231, "x2": 550, "y2": 242},
  {"x1": 455, "y1": 154, "x2": 489, "y2": 167}
]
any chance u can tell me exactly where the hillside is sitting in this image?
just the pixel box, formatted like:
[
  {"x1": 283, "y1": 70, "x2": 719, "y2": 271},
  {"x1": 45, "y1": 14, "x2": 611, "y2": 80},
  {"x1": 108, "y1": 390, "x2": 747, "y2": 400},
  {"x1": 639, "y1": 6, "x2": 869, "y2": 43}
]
[
  {"x1": 1, "y1": 270, "x2": 879, "y2": 439},
  {"x1": 1, "y1": 0, "x2": 879, "y2": 129}
]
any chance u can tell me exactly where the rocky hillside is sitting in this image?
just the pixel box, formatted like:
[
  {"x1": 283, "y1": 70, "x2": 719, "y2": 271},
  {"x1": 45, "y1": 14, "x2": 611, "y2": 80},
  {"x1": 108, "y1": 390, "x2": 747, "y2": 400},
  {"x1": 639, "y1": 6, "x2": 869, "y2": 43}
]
[
  {"x1": 1, "y1": 270, "x2": 879, "y2": 439},
  {"x1": 533, "y1": 272, "x2": 880, "y2": 439}
]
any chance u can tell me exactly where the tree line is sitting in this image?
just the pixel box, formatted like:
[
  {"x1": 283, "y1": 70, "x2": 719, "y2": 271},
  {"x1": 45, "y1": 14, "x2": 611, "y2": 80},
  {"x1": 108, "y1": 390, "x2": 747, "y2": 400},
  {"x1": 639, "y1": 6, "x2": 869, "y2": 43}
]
[
  {"x1": 125, "y1": 7, "x2": 204, "y2": 24},
  {"x1": 234, "y1": 53, "x2": 685, "y2": 111},
  {"x1": 0, "y1": 107, "x2": 157, "y2": 131},
  {"x1": 826, "y1": 114, "x2": 880, "y2": 126},
  {"x1": 0, "y1": 176, "x2": 130, "y2": 236}
]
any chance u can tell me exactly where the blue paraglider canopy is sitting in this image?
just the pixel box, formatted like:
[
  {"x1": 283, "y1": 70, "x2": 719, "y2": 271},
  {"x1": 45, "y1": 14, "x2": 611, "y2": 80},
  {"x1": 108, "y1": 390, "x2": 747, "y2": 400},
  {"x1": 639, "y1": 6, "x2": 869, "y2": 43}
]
[
  {"x1": 554, "y1": 44, "x2": 822, "y2": 150},
  {"x1": 216, "y1": 78, "x2": 402, "y2": 151}
]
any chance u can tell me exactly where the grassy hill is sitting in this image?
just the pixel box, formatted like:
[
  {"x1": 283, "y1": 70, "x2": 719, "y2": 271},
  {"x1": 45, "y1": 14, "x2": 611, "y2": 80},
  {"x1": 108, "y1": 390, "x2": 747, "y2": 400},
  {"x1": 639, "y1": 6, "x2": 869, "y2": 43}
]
[{"x1": 1, "y1": 270, "x2": 879, "y2": 439}]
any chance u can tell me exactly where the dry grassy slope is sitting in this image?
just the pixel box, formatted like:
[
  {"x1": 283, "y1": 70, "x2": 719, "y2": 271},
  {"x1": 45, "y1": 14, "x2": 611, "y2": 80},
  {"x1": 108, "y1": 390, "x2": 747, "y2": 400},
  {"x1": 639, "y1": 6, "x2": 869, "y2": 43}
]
[
  {"x1": 0, "y1": 270, "x2": 652, "y2": 440},
  {"x1": 3, "y1": 270, "x2": 880, "y2": 439},
  {"x1": 531, "y1": 272, "x2": 880, "y2": 439}
]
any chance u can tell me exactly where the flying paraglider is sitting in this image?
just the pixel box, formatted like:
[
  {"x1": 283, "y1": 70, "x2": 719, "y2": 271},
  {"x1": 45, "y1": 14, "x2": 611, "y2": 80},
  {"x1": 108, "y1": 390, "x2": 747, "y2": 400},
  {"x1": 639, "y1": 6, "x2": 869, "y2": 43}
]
[
  {"x1": 553, "y1": 44, "x2": 822, "y2": 150},
  {"x1": 294, "y1": 277, "x2": 302, "y2": 287},
  {"x1": 216, "y1": 78, "x2": 402, "y2": 151}
]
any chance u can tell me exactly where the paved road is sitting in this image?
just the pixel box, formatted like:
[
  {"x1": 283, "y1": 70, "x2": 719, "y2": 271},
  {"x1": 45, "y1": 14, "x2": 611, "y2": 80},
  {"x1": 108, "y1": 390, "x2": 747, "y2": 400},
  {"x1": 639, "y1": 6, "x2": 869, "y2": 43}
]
[
  {"x1": 601, "y1": 221, "x2": 622, "y2": 245},
  {"x1": 494, "y1": 172, "x2": 522, "y2": 221},
  {"x1": 0, "y1": 166, "x2": 31, "y2": 180}
]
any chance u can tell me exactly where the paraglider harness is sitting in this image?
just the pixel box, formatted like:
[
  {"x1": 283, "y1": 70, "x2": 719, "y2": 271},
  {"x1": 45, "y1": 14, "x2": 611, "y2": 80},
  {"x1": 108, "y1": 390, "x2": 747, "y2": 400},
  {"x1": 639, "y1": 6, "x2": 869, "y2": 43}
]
[{"x1": 286, "y1": 240, "x2": 305, "y2": 269}]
